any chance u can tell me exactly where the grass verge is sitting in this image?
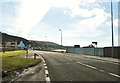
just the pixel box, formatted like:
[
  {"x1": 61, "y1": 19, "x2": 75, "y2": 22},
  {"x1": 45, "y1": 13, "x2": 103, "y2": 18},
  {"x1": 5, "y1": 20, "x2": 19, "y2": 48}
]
[
  {"x1": 0, "y1": 50, "x2": 27, "y2": 57},
  {"x1": 1, "y1": 50, "x2": 41, "y2": 71},
  {"x1": 2, "y1": 57, "x2": 41, "y2": 71}
]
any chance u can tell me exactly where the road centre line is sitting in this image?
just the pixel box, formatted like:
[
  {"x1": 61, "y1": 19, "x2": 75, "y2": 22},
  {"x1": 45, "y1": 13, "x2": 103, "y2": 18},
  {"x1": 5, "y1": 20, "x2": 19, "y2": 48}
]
[
  {"x1": 76, "y1": 62, "x2": 87, "y2": 66},
  {"x1": 77, "y1": 61, "x2": 120, "y2": 78},
  {"x1": 100, "y1": 70, "x2": 105, "y2": 72},
  {"x1": 77, "y1": 62, "x2": 97, "y2": 70},
  {"x1": 85, "y1": 64, "x2": 97, "y2": 70},
  {"x1": 109, "y1": 73, "x2": 120, "y2": 78}
]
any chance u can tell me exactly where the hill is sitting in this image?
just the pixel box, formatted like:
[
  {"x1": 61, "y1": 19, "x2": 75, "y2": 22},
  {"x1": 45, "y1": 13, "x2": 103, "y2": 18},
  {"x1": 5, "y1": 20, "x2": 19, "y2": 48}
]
[
  {"x1": 29, "y1": 40, "x2": 61, "y2": 50},
  {"x1": 1, "y1": 32, "x2": 29, "y2": 46},
  {"x1": 0, "y1": 32, "x2": 61, "y2": 51}
]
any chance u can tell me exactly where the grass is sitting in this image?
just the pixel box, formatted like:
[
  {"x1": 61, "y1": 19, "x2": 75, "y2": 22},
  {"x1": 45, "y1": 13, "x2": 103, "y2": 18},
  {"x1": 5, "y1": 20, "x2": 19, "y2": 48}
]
[
  {"x1": 0, "y1": 50, "x2": 41, "y2": 71},
  {"x1": 2, "y1": 57, "x2": 41, "y2": 71},
  {"x1": 0, "y1": 50, "x2": 27, "y2": 57}
]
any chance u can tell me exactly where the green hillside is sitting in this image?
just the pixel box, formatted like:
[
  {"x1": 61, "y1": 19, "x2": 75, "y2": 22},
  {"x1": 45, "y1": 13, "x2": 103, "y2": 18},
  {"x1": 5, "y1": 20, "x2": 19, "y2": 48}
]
[
  {"x1": 29, "y1": 40, "x2": 61, "y2": 50},
  {"x1": 0, "y1": 32, "x2": 62, "y2": 51},
  {"x1": 1, "y1": 32, "x2": 29, "y2": 46}
]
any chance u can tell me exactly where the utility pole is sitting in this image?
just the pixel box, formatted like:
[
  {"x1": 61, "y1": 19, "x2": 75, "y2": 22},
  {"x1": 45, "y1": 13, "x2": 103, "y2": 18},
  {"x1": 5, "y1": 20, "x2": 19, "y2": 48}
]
[{"x1": 111, "y1": 0, "x2": 114, "y2": 58}]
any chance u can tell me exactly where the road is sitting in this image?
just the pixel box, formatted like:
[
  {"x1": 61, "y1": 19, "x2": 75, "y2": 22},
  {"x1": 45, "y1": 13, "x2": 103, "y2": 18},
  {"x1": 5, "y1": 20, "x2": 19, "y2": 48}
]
[{"x1": 35, "y1": 51, "x2": 119, "y2": 82}]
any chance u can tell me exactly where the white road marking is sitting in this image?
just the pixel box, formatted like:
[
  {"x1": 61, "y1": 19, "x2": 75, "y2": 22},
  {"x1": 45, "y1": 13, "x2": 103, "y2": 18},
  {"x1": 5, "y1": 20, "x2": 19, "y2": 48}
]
[
  {"x1": 77, "y1": 62, "x2": 120, "y2": 79},
  {"x1": 109, "y1": 73, "x2": 120, "y2": 78},
  {"x1": 39, "y1": 54, "x2": 45, "y2": 62},
  {"x1": 45, "y1": 66, "x2": 47, "y2": 68},
  {"x1": 45, "y1": 70, "x2": 49, "y2": 75},
  {"x1": 85, "y1": 64, "x2": 97, "y2": 70},
  {"x1": 39, "y1": 54, "x2": 51, "y2": 83},
  {"x1": 46, "y1": 77, "x2": 51, "y2": 83},
  {"x1": 100, "y1": 70, "x2": 105, "y2": 72},
  {"x1": 77, "y1": 62, "x2": 86, "y2": 66},
  {"x1": 44, "y1": 63, "x2": 47, "y2": 66},
  {"x1": 77, "y1": 61, "x2": 97, "y2": 69},
  {"x1": 43, "y1": 60, "x2": 45, "y2": 63}
]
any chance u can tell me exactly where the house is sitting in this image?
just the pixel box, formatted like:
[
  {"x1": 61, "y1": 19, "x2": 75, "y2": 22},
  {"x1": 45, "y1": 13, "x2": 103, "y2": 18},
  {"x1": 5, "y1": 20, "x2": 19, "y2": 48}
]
[{"x1": 5, "y1": 42, "x2": 19, "y2": 48}]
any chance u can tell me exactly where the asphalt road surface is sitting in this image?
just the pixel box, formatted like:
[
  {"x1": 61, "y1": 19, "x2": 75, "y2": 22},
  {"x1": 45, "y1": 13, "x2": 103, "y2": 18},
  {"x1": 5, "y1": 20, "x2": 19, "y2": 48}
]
[{"x1": 35, "y1": 51, "x2": 119, "y2": 82}]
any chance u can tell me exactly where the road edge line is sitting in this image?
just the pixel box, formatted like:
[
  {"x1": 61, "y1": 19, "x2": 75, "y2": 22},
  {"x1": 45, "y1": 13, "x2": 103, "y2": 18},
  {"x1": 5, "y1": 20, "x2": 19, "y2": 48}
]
[{"x1": 39, "y1": 54, "x2": 51, "y2": 83}]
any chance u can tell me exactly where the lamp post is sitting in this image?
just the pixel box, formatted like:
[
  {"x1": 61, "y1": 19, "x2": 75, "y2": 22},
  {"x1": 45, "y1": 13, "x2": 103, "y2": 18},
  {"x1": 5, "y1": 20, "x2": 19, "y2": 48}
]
[
  {"x1": 59, "y1": 29, "x2": 62, "y2": 52},
  {"x1": 45, "y1": 36, "x2": 47, "y2": 41},
  {"x1": 111, "y1": 0, "x2": 114, "y2": 58}
]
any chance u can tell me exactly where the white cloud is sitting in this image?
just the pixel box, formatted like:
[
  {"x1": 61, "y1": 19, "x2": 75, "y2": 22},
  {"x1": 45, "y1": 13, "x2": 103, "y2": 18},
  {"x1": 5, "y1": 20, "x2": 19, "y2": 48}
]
[
  {"x1": 15, "y1": 0, "x2": 52, "y2": 38},
  {"x1": 1, "y1": 0, "x2": 108, "y2": 38},
  {"x1": 0, "y1": 12, "x2": 19, "y2": 35},
  {"x1": 106, "y1": 19, "x2": 118, "y2": 27},
  {"x1": 63, "y1": 7, "x2": 110, "y2": 37},
  {"x1": 78, "y1": 8, "x2": 109, "y2": 28},
  {"x1": 0, "y1": 0, "x2": 118, "y2": 47},
  {"x1": 113, "y1": 19, "x2": 118, "y2": 27},
  {"x1": 14, "y1": 0, "x2": 104, "y2": 39},
  {"x1": 51, "y1": 0, "x2": 100, "y2": 17}
]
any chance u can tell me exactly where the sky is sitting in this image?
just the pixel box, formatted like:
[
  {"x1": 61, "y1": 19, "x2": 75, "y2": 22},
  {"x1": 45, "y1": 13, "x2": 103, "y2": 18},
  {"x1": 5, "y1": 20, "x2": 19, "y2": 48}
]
[{"x1": 0, "y1": 0, "x2": 119, "y2": 47}]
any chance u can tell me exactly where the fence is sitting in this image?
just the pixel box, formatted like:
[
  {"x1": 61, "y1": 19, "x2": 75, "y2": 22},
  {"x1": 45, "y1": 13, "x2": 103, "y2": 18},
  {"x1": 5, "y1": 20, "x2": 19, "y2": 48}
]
[
  {"x1": 66, "y1": 47, "x2": 119, "y2": 58},
  {"x1": 104, "y1": 47, "x2": 119, "y2": 58}
]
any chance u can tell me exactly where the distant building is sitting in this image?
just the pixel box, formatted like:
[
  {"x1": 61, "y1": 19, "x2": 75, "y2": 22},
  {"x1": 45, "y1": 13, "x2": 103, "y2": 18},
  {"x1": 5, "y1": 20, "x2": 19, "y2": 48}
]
[{"x1": 6, "y1": 42, "x2": 18, "y2": 48}]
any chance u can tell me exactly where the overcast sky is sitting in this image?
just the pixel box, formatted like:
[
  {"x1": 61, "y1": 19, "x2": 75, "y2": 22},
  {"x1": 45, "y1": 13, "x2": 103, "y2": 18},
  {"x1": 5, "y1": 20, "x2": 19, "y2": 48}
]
[{"x1": 0, "y1": 0, "x2": 119, "y2": 47}]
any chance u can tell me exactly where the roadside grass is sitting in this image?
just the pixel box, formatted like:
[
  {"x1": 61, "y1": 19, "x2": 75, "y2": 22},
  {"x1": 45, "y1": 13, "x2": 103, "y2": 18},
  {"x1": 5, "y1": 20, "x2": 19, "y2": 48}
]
[
  {"x1": 0, "y1": 50, "x2": 27, "y2": 57},
  {"x1": 2, "y1": 57, "x2": 41, "y2": 71},
  {"x1": 0, "y1": 50, "x2": 41, "y2": 71}
]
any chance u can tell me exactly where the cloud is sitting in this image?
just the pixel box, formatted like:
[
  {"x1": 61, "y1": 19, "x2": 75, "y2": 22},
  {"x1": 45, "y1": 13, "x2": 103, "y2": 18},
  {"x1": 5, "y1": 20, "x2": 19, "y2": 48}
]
[
  {"x1": 0, "y1": 12, "x2": 19, "y2": 35},
  {"x1": 51, "y1": 0, "x2": 99, "y2": 17},
  {"x1": 14, "y1": 0, "x2": 102, "y2": 38},
  {"x1": 14, "y1": 0, "x2": 52, "y2": 37},
  {"x1": 113, "y1": 19, "x2": 118, "y2": 27},
  {"x1": 1, "y1": 0, "x2": 107, "y2": 37},
  {"x1": 106, "y1": 19, "x2": 118, "y2": 27},
  {"x1": 27, "y1": 22, "x2": 61, "y2": 43},
  {"x1": 63, "y1": 7, "x2": 110, "y2": 37},
  {"x1": 0, "y1": 0, "x2": 118, "y2": 47}
]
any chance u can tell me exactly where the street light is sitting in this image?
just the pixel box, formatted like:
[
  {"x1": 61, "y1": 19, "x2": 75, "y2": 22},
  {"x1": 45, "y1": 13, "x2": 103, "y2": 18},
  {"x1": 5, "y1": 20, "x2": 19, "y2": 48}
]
[
  {"x1": 59, "y1": 29, "x2": 62, "y2": 52},
  {"x1": 111, "y1": 0, "x2": 114, "y2": 57},
  {"x1": 45, "y1": 36, "x2": 47, "y2": 41}
]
